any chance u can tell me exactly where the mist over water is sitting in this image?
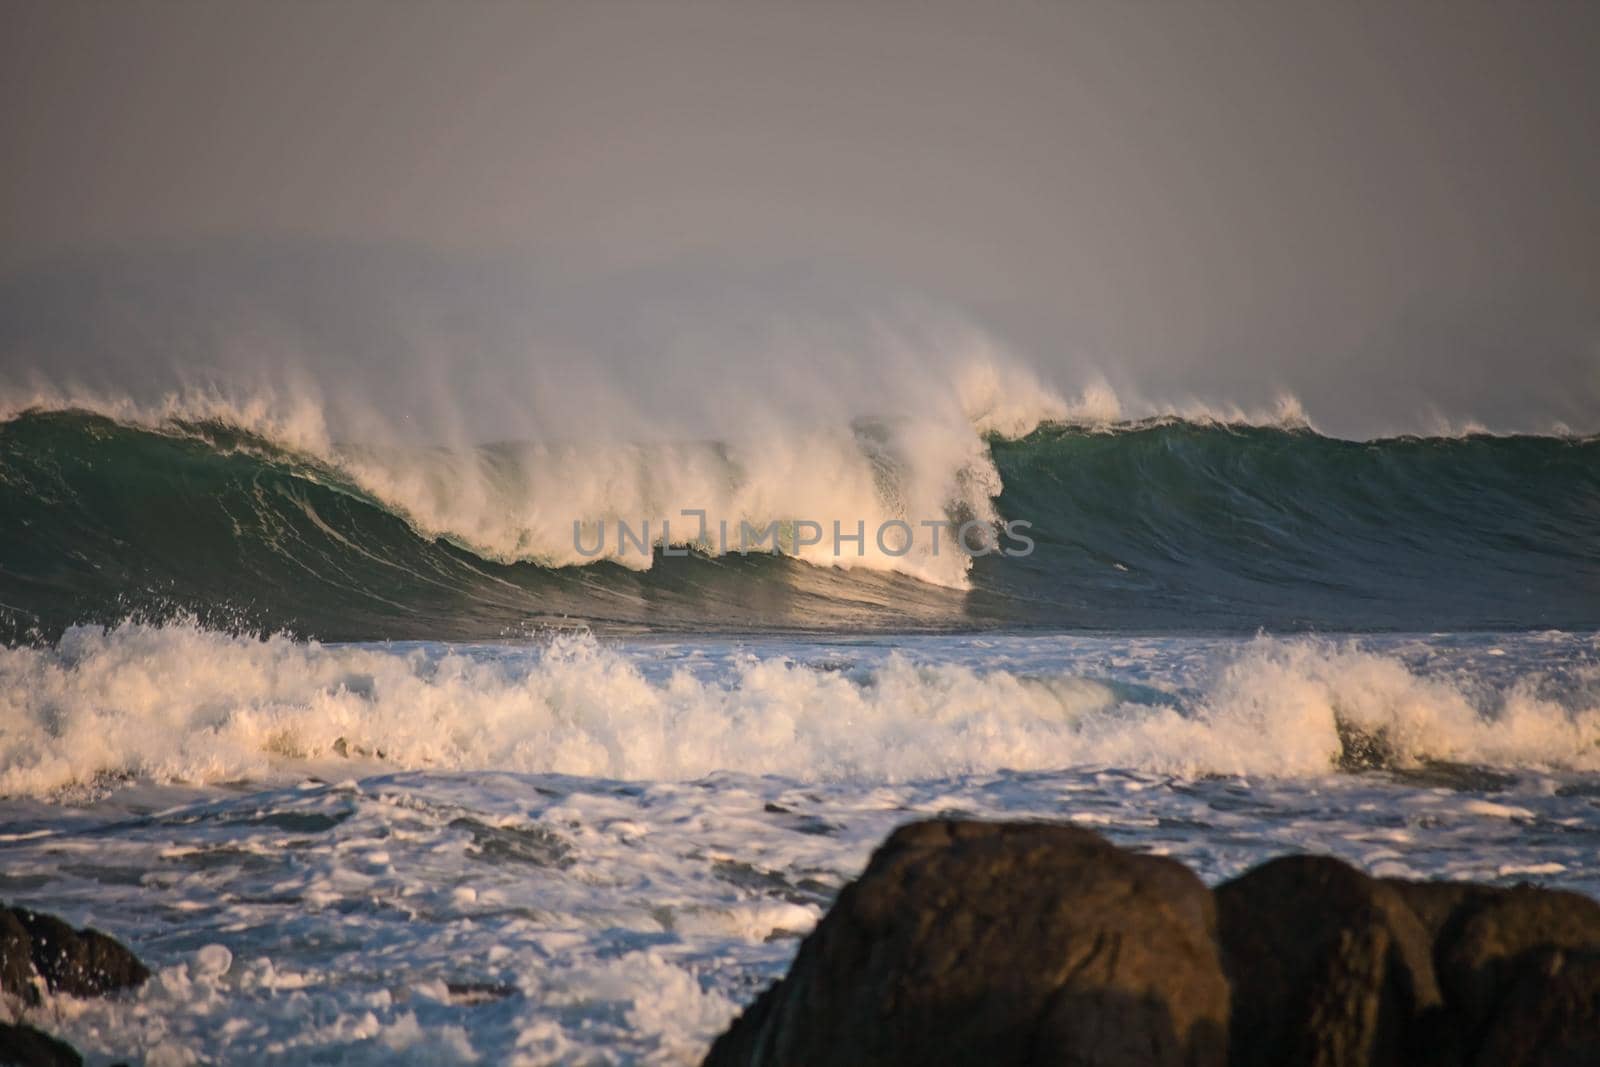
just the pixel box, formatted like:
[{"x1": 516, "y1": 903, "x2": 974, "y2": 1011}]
[
  {"x1": 0, "y1": 241, "x2": 1591, "y2": 448},
  {"x1": 0, "y1": 263, "x2": 1078, "y2": 591},
  {"x1": 5, "y1": 2, "x2": 1598, "y2": 441}
]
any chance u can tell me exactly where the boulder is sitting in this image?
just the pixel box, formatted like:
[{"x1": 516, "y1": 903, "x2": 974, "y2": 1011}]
[
  {"x1": 1430, "y1": 884, "x2": 1600, "y2": 1027},
  {"x1": 0, "y1": 1022, "x2": 82, "y2": 1067},
  {"x1": 0, "y1": 906, "x2": 148, "y2": 1001},
  {"x1": 1215, "y1": 855, "x2": 1441, "y2": 1067},
  {"x1": 1387, "y1": 880, "x2": 1600, "y2": 1064},
  {"x1": 703, "y1": 819, "x2": 1229, "y2": 1067},
  {"x1": 1471, "y1": 947, "x2": 1600, "y2": 1067},
  {"x1": 1380, "y1": 880, "x2": 1497, "y2": 947},
  {"x1": 0, "y1": 910, "x2": 37, "y2": 1005},
  {"x1": 701, "y1": 824, "x2": 1600, "y2": 1067}
]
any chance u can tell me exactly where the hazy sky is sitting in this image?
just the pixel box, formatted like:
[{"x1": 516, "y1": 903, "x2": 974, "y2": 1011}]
[{"x1": 3, "y1": 0, "x2": 1597, "y2": 437}]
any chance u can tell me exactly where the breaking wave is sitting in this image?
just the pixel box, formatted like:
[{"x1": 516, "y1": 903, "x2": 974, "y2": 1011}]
[{"x1": 3, "y1": 622, "x2": 1598, "y2": 797}]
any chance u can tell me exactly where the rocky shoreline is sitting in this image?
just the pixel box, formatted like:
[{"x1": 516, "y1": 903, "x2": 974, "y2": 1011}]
[
  {"x1": 704, "y1": 819, "x2": 1600, "y2": 1067},
  {"x1": 5, "y1": 818, "x2": 1599, "y2": 1065},
  {"x1": 1, "y1": 905, "x2": 146, "y2": 1067}
]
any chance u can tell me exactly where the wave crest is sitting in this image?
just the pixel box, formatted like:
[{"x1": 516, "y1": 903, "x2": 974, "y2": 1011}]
[{"x1": 0, "y1": 349, "x2": 1084, "y2": 587}]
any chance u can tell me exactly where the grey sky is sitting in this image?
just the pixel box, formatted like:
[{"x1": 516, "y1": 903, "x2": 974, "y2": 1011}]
[{"x1": 3, "y1": 0, "x2": 1597, "y2": 437}]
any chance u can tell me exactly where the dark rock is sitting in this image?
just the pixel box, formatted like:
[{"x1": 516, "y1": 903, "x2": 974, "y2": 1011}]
[
  {"x1": 0, "y1": 1022, "x2": 82, "y2": 1067},
  {"x1": 1381, "y1": 879, "x2": 1498, "y2": 948},
  {"x1": 1391, "y1": 881, "x2": 1600, "y2": 1063},
  {"x1": 1431, "y1": 884, "x2": 1600, "y2": 1026},
  {"x1": 0, "y1": 906, "x2": 148, "y2": 1001},
  {"x1": 703, "y1": 828, "x2": 1600, "y2": 1067},
  {"x1": 445, "y1": 980, "x2": 518, "y2": 1004},
  {"x1": 703, "y1": 819, "x2": 1229, "y2": 1067},
  {"x1": 1471, "y1": 947, "x2": 1600, "y2": 1067},
  {"x1": 0, "y1": 910, "x2": 38, "y2": 1006},
  {"x1": 703, "y1": 980, "x2": 782, "y2": 1067},
  {"x1": 1216, "y1": 855, "x2": 1441, "y2": 1067}
]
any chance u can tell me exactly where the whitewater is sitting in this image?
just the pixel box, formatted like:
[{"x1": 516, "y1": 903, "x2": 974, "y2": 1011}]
[
  {"x1": 6, "y1": 625, "x2": 1600, "y2": 795},
  {"x1": 4, "y1": 627, "x2": 1600, "y2": 1063},
  {"x1": 3, "y1": 365, "x2": 1600, "y2": 1063}
]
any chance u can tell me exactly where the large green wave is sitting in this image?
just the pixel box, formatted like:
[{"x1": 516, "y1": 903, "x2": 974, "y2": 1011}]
[{"x1": 2, "y1": 410, "x2": 1596, "y2": 642}]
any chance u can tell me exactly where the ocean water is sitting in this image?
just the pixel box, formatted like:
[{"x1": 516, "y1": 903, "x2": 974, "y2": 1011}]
[
  {"x1": 2, "y1": 401, "x2": 1600, "y2": 1063},
  {"x1": 3, "y1": 408, "x2": 1598, "y2": 641}
]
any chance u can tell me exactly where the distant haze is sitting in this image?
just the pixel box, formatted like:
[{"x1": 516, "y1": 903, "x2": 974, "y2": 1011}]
[{"x1": 3, "y1": 0, "x2": 1597, "y2": 439}]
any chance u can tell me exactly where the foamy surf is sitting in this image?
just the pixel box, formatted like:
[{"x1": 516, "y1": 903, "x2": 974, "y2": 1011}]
[
  {"x1": 4, "y1": 623, "x2": 1598, "y2": 799},
  {"x1": 0, "y1": 340, "x2": 1090, "y2": 589},
  {"x1": 5, "y1": 702, "x2": 1600, "y2": 1064}
]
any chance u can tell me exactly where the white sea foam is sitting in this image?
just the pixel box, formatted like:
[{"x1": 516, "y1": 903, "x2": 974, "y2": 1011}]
[
  {"x1": 1, "y1": 337, "x2": 1088, "y2": 587},
  {"x1": 1153, "y1": 393, "x2": 1313, "y2": 431},
  {"x1": 3, "y1": 629, "x2": 1599, "y2": 1064},
  {"x1": 4, "y1": 623, "x2": 1598, "y2": 799}
]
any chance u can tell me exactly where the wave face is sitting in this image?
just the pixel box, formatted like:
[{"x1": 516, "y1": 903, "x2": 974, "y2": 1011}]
[
  {"x1": 1, "y1": 409, "x2": 1598, "y2": 641},
  {"x1": 982, "y1": 422, "x2": 1600, "y2": 632}
]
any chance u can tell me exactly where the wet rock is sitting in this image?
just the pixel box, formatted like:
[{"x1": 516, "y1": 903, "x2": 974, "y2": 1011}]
[
  {"x1": 703, "y1": 981, "x2": 782, "y2": 1067},
  {"x1": 1215, "y1": 855, "x2": 1441, "y2": 1067},
  {"x1": 445, "y1": 980, "x2": 518, "y2": 1005},
  {"x1": 704, "y1": 827, "x2": 1600, "y2": 1067},
  {"x1": 1380, "y1": 879, "x2": 1497, "y2": 948},
  {"x1": 0, "y1": 1022, "x2": 82, "y2": 1067},
  {"x1": 1431, "y1": 884, "x2": 1600, "y2": 1027},
  {"x1": 703, "y1": 818, "x2": 1228, "y2": 1067},
  {"x1": 449, "y1": 816, "x2": 575, "y2": 869},
  {"x1": 1388, "y1": 880, "x2": 1600, "y2": 1064},
  {"x1": 1471, "y1": 947, "x2": 1600, "y2": 1067},
  {"x1": 0, "y1": 910, "x2": 38, "y2": 1006},
  {"x1": 0, "y1": 906, "x2": 148, "y2": 1001}
]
